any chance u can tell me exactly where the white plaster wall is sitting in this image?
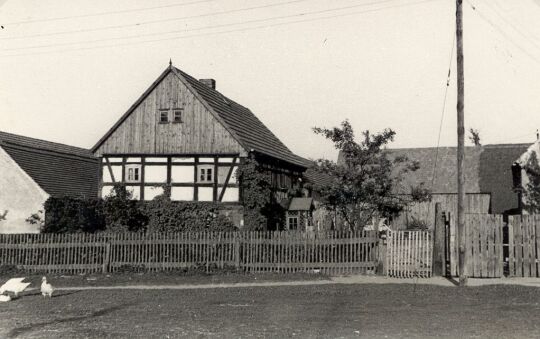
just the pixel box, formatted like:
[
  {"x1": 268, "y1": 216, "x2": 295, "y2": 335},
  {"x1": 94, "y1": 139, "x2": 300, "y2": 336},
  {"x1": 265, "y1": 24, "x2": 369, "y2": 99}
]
[{"x1": 0, "y1": 146, "x2": 48, "y2": 233}]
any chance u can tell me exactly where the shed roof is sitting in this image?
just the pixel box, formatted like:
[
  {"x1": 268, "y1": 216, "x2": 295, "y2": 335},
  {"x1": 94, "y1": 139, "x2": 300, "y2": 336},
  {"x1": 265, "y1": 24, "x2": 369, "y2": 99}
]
[
  {"x1": 288, "y1": 197, "x2": 314, "y2": 211},
  {"x1": 92, "y1": 65, "x2": 307, "y2": 169},
  {"x1": 0, "y1": 131, "x2": 99, "y2": 198}
]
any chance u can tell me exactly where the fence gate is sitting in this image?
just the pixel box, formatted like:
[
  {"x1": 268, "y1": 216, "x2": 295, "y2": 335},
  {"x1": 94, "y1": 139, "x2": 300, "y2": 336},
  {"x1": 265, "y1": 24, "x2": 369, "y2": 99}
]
[
  {"x1": 385, "y1": 230, "x2": 433, "y2": 278},
  {"x1": 507, "y1": 215, "x2": 540, "y2": 278},
  {"x1": 445, "y1": 213, "x2": 504, "y2": 278}
]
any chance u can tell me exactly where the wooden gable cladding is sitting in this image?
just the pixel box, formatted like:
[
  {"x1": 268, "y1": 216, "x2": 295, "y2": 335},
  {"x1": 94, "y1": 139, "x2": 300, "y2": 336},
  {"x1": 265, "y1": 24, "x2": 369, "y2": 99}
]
[{"x1": 94, "y1": 72, "x2": 246, "y2": 156}]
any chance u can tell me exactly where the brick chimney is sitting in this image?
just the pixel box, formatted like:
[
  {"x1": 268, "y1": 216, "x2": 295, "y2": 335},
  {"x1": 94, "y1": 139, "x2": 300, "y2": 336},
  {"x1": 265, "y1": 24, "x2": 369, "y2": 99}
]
[{"x1": 199, "y1": 79, "x2": 216, "y2": 90}]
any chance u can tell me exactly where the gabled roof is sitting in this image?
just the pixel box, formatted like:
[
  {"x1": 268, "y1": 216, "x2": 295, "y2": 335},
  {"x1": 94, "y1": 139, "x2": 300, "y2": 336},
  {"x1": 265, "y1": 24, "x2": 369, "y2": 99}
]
[
  {"x1": 92, "y1": 64, "x2": 307, "y2": 168},
  {"x1": 0, "y1": 131, "x2": 99, "y2": 198}
]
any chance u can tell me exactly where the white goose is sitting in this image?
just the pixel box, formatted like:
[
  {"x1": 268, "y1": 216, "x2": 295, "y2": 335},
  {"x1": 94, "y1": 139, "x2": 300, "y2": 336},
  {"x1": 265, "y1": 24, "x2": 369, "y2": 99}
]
[
  {"x1": 41, "y1": 277, "x2": 54, "y2": 298},
  {"x1": 0, "y1": 277, "x2": 31, "y2": 297}
]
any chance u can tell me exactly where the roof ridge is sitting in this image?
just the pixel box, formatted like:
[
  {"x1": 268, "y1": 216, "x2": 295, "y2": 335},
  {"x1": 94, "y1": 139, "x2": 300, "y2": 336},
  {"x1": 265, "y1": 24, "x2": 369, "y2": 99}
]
[{"x1": 0, "y1": 130, "x2": 92, "y2": 153}]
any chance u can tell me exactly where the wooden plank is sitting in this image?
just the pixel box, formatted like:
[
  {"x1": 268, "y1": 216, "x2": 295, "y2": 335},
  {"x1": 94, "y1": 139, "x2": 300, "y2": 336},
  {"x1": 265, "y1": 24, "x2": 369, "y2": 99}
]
[
  {"x1": 516, "y1": 216, "x2": 523, "y2": 277},
  {"x1": 508, "y1": 216, "x2": 515, "y2": 277}
]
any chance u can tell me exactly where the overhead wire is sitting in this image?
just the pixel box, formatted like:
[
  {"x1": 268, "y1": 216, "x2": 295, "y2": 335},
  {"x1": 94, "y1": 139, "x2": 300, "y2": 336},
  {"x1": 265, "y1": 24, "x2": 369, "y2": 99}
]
[
  {"x1": 1, "y1": 0, "x2": 216, "y2": 25},
  {"x1": 0, "y1": 0, "x2": 313, "y2": 40},
  {"x1": 2, "y1": 0, "x2": 427, "y2": 52},
  {"x1": 0, "y1": 0, "x2": 441, "y2": 57},
  {"x1": 426, "y1": 31, "x2": 456, "y2": 222},
  {"x1": 478, "y1": 0, "x2": 540, "y2": 52},
  {"x1": 465, "y1": 0, "x2": 540, "y2": 65}
]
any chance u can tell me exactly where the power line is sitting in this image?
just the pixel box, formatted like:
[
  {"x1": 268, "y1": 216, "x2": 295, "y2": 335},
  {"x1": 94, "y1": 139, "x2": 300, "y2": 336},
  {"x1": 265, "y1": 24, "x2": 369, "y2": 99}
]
[
  {"x1": 0, "y1": 0, "x2": 311, "y2": 40},
  {"x1": 1, "y1": 0, "x2": 439, "y2": 53},
  {"x1": 1, "y1": 0, "x2": 216, "y2": 25},
  {"x1": 477, "y1": 1, "x2": 540, "y2": 52},
  {"x1": 466, "y1": 0, "x2": 540, "y2": 65},
  {"x1": 430, "y1": 33, "x2": 456, "y2": 191}
]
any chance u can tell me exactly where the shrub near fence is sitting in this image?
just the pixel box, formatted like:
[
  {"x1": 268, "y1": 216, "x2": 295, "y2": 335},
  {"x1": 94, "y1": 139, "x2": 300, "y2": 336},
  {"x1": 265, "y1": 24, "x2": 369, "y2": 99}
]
[{"x1": 0, "y1": 231, "x2": 379, "y2": 275}]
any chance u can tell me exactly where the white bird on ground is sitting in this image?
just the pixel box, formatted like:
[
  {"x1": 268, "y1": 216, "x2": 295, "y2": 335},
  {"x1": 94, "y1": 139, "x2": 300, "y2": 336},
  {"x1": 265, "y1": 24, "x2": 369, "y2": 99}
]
[
  {"x1": 41, "y1": 277, "x2": 54, "y2": 298},
  {"x1": 0, "y1": 278, "x2": 31, "y2": 297},
  {"x1": 0, "y1": 295, "x2": 11, "y2": 302}
]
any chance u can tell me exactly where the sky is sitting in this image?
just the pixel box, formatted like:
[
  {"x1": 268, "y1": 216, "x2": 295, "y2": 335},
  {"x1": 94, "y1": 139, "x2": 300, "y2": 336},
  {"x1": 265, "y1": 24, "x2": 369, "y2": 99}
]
[{"x1": 1, "y1": 0, "x2": 540, "y2": 161}]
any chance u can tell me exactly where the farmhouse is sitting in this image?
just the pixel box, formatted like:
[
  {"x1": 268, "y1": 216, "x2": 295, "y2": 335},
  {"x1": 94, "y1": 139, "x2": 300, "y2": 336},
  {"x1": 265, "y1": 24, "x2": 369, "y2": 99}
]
[
  {"x1": 0, "y1": 131, "x2": 99, "y2": 233},
  {"x1": 92, "y1": 62, "x2": 308, "y2": 228}
]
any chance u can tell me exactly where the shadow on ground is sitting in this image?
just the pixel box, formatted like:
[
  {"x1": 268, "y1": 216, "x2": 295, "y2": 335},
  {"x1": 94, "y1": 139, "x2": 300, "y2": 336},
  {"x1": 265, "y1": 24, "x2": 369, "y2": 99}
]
[{"x1": 6, "y1": 301, "x2": 138, "y2": 338}]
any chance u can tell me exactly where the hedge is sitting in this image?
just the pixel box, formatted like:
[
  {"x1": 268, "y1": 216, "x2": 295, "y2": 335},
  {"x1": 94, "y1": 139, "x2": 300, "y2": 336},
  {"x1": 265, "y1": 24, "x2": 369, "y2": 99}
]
[{"x1": 42, "y1": 187, "x2": 236, "y2": 233}]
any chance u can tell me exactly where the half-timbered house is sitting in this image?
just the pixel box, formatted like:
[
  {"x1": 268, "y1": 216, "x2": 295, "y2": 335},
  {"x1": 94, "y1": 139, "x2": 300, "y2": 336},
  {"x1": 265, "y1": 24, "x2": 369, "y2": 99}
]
[{"x1": 92, "y1": 62, "x2": 308, "y2": 228}]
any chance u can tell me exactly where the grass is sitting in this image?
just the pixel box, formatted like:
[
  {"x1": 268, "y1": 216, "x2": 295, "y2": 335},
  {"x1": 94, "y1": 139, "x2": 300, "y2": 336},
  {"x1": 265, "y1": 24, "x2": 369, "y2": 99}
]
[{"x1": 0, "y1": 281, "x2": 539, "y2": 338}]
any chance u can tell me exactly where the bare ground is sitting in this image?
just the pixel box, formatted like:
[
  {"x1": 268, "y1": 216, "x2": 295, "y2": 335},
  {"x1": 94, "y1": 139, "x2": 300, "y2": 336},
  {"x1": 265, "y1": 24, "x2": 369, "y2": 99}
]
[{"x1": 0, "y1": 281, "x2": 540, "y2": 338}]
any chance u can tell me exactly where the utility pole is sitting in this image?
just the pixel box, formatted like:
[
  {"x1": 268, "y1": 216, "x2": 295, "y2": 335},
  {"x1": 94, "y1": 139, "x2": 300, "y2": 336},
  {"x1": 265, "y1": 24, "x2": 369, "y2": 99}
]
[{"x1": 456, "y1": 0, "x2": 467, "y2": 286}]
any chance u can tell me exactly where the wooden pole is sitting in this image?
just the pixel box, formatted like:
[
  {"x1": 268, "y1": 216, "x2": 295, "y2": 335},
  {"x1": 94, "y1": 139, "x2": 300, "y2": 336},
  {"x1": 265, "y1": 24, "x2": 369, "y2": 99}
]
[{"x1": 456, "y1": 0, "x2": 467, "y2": 286}]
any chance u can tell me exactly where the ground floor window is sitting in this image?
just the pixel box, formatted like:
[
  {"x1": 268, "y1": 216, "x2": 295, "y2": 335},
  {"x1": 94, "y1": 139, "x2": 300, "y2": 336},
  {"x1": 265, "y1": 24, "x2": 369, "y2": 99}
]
[{"x1": 288, "y1": 217, "x2": 299, "y2": 230}]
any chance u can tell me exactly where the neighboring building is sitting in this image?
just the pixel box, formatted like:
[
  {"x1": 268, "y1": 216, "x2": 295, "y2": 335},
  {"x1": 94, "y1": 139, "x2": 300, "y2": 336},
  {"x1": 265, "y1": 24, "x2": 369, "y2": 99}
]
[
  {"x1": 92, "y1": 63, "x2": 308, "y2": 228},
  {"x1": 285, "y1": 197, "x2": 315, "y2": 231},
  {"x1": 330, "y1": 144, "x2": 530, "y2": 228},
  {"x1": 0, "y1": 131, "x2": 99, "y2": 233},
  {"x1": 387, "y1": 144, "x2": 530, "y2": 225}
]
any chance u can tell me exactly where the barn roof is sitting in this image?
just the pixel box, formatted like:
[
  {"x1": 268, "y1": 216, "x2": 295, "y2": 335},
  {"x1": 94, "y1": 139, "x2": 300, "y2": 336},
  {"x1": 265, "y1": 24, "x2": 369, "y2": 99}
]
[
  {"x1": 92, "y1": 64, "x2": 307, "y2": 168},
  {"x1": 386, "y1": 144, "x2": 530, "y2": 214},
  {"x1": 0, "y1": 131, "x2": 99, "y2": 198}
]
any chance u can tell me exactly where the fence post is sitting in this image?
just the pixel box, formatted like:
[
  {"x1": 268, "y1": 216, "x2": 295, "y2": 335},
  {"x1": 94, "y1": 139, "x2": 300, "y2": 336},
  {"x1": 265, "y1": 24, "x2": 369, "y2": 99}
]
[
  {"x1": 102, "y1": 242, "x2": 111, "y2": 274},
  {"x1": 432, "y1": 203, "x2": 445, "y2": 276}
]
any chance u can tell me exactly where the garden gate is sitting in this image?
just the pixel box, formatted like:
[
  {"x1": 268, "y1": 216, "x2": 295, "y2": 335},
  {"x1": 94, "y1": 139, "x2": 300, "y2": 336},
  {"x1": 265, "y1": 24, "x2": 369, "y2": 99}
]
[{"x1": 385, "y1": 230, "x2": 433, "y2": 278}]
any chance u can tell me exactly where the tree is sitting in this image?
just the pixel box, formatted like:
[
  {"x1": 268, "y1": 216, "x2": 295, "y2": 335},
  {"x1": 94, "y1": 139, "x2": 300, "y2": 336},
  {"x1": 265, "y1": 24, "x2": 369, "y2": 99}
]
[
  {"x1": 310, "y1": 120, "x2": 430, "y2": 230},
  {"x1": 468, "y1": 128, "x2": 481, "y2": 146},
  {"x1": 522, "y1": 152, "x2": 540, "y2": 213}
]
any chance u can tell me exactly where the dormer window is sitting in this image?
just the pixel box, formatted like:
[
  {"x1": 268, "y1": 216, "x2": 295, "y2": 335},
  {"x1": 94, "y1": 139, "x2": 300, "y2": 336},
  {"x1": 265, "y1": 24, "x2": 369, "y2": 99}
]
[
  {"x1": 159, "y1": 110, "x2": 169, "y2": 123},
  {"x1": 173, "y1": 109, "x2": 183, "y2": 123}
]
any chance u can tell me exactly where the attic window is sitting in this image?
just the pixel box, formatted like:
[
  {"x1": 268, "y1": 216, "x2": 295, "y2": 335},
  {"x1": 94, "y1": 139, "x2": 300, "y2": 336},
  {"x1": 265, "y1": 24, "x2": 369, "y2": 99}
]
[
  {"x1": 173, "y1": 109, "x2": 183, "y2": 123},
  {"x1": 159, "y1": 110, "x2": 169, "y2": 123}
]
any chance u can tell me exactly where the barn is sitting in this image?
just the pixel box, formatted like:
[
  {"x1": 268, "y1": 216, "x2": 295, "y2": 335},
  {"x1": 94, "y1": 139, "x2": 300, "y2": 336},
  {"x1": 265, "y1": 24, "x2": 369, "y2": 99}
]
[
  {"x1": 387, "y1": 143, "x2": 530, "y2": 226},
  {"x1": 0, "y1": 131, "x2": 99, "y2": 233},
  {"x1": 91, "y1": 62, "x2": 308, "y2": 228}
]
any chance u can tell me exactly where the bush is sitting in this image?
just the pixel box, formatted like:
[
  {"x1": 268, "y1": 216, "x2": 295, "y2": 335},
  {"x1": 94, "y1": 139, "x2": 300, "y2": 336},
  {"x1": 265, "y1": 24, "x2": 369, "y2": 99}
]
[
  {"x1": 103, "y1": 185, "x2": 148, "y2": 232},
  {"x1": 142, "y1": 198, "x2": 236, "y2": 232},
  {"x1": 43, "y1": 196, "x2": 105, "y2": 233}
]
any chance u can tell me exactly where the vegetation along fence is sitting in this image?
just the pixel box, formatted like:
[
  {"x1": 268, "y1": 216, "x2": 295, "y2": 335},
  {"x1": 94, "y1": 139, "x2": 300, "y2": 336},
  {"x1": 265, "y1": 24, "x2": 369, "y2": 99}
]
[
  {"x1": 385, "y1": 230, "x2": 433, "y2": 278},
  {"x1": 0, "y1": 231, "x2": 379, "y2": 275}
]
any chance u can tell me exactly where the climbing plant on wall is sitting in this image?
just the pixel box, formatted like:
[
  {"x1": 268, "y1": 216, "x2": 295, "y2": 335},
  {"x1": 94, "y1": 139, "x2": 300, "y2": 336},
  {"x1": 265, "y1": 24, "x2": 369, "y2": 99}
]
[{"x1": 236, "y1": 157, "x2": 275, "y2": 230}]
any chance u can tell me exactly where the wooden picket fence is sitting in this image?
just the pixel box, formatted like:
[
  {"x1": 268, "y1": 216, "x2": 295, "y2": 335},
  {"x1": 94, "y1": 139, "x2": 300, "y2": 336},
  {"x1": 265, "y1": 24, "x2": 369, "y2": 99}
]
[
  {"x1": 385, "y1": 230, "x2": 433, "y2": 278},
  {"x1": 0, "y1": 231, "x2": 379, "y2": 275},
  {"x1": 508, "y1": 215, "x2": 540, "y2": 278}
]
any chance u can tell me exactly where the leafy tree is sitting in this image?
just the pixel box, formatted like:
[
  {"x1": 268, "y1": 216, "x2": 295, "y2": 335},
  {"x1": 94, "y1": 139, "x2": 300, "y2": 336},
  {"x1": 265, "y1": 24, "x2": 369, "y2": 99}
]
[
  {"x1": 310, "y1": 120, "x2": 430, "y2": 230},
  {"x1": 522, "y1": 152, "x2": 540, "y2": 213}
]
